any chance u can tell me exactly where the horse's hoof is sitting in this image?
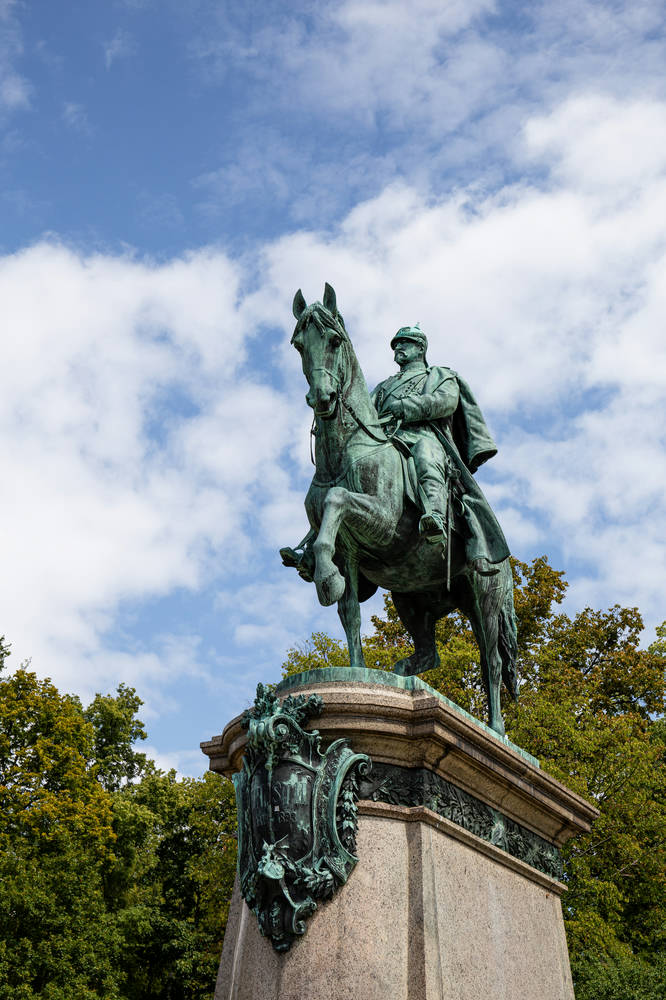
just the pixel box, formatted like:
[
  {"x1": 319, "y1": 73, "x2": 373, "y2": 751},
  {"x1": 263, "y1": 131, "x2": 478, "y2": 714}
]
[
  {"x1": 393, "y1": 654, "x2": 419, "y2": 677},
  {"x1": 393, "y1": 650, "x2": 440, "y2": 677},
  {"x1": 316, "y1": 570, "x2": 345, "y2": 607}
]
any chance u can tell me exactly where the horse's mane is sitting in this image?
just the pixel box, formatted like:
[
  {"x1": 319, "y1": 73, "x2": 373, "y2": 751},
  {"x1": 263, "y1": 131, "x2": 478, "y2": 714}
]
[{"x1": 291, "y1": 301, "x2": 349, "y2": 344}]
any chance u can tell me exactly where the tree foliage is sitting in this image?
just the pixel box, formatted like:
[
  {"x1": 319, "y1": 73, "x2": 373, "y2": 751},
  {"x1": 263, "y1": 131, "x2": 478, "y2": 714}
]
[
  {"x1": 105, "y1": 768, "x2": 237, "y2": 1000},
  {"x1": 572, "y1": 951, "x2": 666, "y2": 1000},
  {"x1": 84, "y1": 685, "x2": 147, "y2": 792},
  {"x1": 0, "y1": 646, "x2": 236, "y2": 1000},
  {"x1": 281, "y1": 558, "x2": 666, "y2": 996}
]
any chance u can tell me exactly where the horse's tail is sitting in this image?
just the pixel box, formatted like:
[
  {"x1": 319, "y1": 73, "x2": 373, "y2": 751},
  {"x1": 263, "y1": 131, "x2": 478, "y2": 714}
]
[{"x1": 498, "y1": 564, "x2": 518, "y2": 700}]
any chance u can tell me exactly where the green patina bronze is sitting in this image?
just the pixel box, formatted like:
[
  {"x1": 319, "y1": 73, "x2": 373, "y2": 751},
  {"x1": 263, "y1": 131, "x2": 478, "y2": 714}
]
[
  {"x1": 359, "y1": 762, "x2": 563, "y2": 881},
  {"x1": 274, "y1": 671, "x2": 560, "y2": 878},
  {"x1": 281, "y1": 283, "x2": 518, "y2": 736},
  {"x1": 233, "y1": 684, "x2": 371, "y2": 952}
]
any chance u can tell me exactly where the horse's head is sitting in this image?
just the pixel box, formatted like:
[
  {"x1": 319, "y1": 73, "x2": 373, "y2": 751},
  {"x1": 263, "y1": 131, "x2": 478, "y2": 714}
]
[{"x1": 291, "y1": 283, "x2": 350, "y2": 420}]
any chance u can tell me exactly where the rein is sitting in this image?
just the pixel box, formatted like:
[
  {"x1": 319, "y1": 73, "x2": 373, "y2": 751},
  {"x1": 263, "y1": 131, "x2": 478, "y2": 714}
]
[
  {"x1": 309, "y1": 365, "x2": 343, "y2": 465},
  {"x1": 309, "y1": 391, "x2": 402, "y2": 488},
  {"x1": 342, "y1": 397, "x2": 401, "y2": 443},
  {"x1": 306, "y1": 331, "x2": 400, "y2": 487}
]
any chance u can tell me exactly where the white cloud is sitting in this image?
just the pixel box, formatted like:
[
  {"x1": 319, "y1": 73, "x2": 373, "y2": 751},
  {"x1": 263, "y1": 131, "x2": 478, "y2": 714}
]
[
  {"x1": 189, "y1": 0, "x2": 666, "y2": 212},
  {"x1": 218, "y1": 574, "x2": 328, "y2": 651},
  {"x1": 213, "y1": 568, "x2": 389, "y2": 690},
  {"x1": 524, "y1": 95, "x2": 666, "y2": 194},
  {"x1": 0, "y1": 242, "x2": 295, "y2": 699},
  {"x1": 142, "y1": 744, "x2": 207, "y2": 777},
  {"x1": 103, "y1": 28, "x2": 135, "y2": 70},
  {"x1": 62, "y1": 101, "x2": 91, "y2": 134},
  {"x1": 277, "y1": 0, "x2": 500, "y2": 129},
  {"x1": 0, "y1": 71, "x2": 28, "y2": 109},
  {"x1": 193, "y1": 0, "x2": 500, "y2": 132},
  {"x1": 198, "y1": 2, "x2": 657, "y2": 125},
  {"x1": 176, "y1": 385, "x2": 291, "y2": 484}
]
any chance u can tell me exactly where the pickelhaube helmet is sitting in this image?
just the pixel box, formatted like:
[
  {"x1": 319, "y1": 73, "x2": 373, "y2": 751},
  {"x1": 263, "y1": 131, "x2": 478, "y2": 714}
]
[{"x1": 390, "y1": 323, "x2": 428, "y2": 352}]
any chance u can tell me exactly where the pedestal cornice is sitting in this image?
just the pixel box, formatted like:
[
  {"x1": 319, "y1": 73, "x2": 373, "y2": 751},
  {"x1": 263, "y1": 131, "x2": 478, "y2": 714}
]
[{"x1": 201, "y1": 668, "x2": 598, "y2": 851}]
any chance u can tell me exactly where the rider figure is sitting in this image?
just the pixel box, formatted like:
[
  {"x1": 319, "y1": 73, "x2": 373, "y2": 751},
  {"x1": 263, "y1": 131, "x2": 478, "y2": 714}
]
[
  {"x1": 372, "y1": 323, "x2": 507, "y2": 575},
  {"x1": 281, "y1": 323, "x2": 509, "y2": 579},
  {"x1": 371, "y1": 325, "x2": 454, "y2": 543}
]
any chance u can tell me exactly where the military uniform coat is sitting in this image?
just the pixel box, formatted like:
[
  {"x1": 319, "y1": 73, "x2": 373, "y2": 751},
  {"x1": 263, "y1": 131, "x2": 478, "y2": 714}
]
[{"x1": 371, "y1": 364, "x2": 509, "y2": 564}]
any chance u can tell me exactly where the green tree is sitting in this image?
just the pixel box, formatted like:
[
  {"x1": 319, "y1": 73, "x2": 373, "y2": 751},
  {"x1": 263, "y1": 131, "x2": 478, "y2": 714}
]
[
  {"x1": 506, "y1": 603, "x2": 665, "y2": 965},
  {"x1": 0, "y1": 663, "x2": 122, "y2": 999},
  {"x1": 572, "y1": 951, "x2": 666, "y2": 1000},
  {"x1": 0, "y1": 647, "x2": 237, "y2": 1000},
  {"x1": 105, "y1": 768, "x2": 237, "y2": 1000},
  {"x1": 84, "y1": 684, "x2": 148, "y2": 792}
]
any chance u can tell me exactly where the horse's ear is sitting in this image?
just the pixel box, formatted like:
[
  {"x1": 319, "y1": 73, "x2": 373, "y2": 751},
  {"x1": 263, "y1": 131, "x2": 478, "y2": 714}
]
[
  {"x1": 323, "y1": 282, "x2": 337, "y2": 316},
  {"x1": 292, "y1": 289, "x2": 307, "y2": 320}
]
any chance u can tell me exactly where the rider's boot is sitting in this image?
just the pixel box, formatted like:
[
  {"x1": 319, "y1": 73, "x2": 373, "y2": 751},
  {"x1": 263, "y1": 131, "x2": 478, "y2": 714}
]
[
  {"x1": 280, "y1": 546, "x2": 300, "y2": 569},
  {"x1": 417, "y1": 480, "x2": 447, "y2": 544},
  {"x1": 279, "y1": 533, "x2": 316, "y2": 583},
  {"x1": 418, "y1": 510, "x2": 446, "y2": 544},
  {"x1": 411, "y1": 440, "x2": 449, "y2": 545}
]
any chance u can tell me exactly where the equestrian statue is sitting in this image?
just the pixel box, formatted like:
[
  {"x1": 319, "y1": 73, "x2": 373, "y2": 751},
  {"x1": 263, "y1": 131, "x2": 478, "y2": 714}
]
[{"x1": 280, "y1": 283, "x2": 517, "y2": 735}]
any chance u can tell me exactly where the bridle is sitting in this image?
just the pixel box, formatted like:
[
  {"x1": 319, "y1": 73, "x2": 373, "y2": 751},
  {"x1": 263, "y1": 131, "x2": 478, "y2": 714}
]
[
  {"x1": 308, "y1": 365, "x2": 403, "y2": 482},
  {"x1": 308, "y1": 363, "x2": 343, "y2": 463},
  {"x1": 309, "y1": 365, "x2": 341, "y2": 386},
  {"x1": 304, "y1": 323, "x2": 401, "y2": 478}
]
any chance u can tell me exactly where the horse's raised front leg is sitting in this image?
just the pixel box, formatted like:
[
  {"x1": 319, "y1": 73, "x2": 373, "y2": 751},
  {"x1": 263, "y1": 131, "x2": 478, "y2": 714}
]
[
  {"x1": 312, "y1": 485, "x2": 400, "y2": 607},
  {"x1": 337, "y1": 559, "x2": 364, "y2": 669},
  {"x1": 312, "y1": 487, "x2": 348, "y2": 606}
]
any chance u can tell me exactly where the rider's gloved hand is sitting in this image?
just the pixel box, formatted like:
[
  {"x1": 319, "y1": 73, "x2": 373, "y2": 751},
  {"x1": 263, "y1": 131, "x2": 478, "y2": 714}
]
[{"x1": 382, "y1": 398, "x2": 404, "y2": 419}]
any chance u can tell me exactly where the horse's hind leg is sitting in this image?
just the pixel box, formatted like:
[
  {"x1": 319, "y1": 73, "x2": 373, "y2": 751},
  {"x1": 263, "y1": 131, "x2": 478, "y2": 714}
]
[{"x1": 391, "y1": 591, "x2": 441, "y2": 677}]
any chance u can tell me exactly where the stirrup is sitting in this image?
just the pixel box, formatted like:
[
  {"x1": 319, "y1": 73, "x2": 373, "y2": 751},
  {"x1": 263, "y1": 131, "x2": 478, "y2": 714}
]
[{"x1": 419, "y1": 513, "x2": 445, "y2": 544}]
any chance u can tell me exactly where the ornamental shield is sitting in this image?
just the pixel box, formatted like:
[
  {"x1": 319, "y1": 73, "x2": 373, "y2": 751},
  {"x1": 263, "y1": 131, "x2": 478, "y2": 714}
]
[
  {"x1": 233, "y1": 684, "x2": 371, "y2": 952},
  {"x1": 248, "y1": 761, "x2": 315, "y2": 860}
]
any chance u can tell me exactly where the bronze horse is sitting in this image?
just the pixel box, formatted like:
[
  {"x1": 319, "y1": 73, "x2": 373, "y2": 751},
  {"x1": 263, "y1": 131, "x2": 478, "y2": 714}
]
[{"x1": 283, "y1": 284, "x2": 517, "y2": 735}]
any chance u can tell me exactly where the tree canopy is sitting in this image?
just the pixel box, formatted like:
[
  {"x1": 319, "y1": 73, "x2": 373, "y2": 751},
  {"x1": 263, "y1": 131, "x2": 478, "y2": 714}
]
[{"x1": 0, "y1": 645, "x2": 236, "y2": 1000}]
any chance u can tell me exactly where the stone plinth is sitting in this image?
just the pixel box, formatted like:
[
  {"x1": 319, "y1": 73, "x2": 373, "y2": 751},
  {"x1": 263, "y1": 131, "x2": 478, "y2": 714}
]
[{"x1": 201, "y1": 669, "x2": 598, "y2": 1000}]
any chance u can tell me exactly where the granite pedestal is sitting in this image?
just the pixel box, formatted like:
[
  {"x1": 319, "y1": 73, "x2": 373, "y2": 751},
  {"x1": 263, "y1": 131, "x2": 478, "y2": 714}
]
[{"x1": 201, "y1": 669, "x2": 598, "y2": 1000}]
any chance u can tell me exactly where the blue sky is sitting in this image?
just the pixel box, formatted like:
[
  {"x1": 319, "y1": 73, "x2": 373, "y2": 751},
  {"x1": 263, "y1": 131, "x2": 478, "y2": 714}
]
[{"x1": 2, "y1": 0, "x2": 666, "y2": 773}]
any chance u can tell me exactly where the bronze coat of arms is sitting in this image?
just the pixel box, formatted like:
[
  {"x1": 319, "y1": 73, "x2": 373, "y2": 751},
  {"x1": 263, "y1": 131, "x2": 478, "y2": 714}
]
[{"x1": 233, "y1": 684, "x2": 371, "y2": 952}]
